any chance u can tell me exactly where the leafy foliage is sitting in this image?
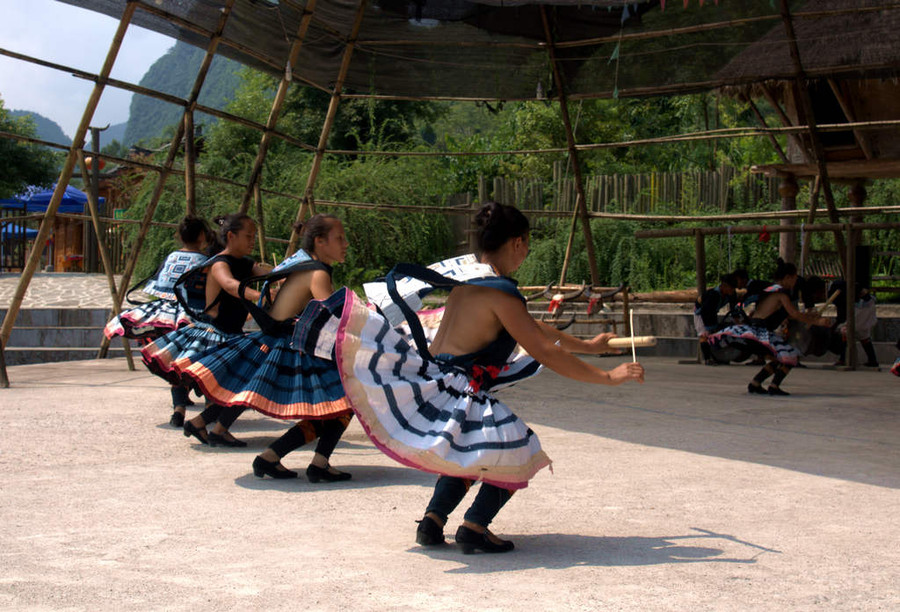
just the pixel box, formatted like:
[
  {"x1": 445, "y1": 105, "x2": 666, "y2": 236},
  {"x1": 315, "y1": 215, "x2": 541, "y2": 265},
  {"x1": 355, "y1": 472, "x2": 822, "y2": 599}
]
[{"x1": 0, "y1": 96, "x2": 60, "y2": 198}]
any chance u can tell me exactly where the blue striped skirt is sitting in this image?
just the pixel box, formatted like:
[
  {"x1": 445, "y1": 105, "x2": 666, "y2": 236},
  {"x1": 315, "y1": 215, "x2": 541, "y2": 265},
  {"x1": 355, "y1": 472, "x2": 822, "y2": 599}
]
[
  {"x1": 298, "y1": 288, "x2": 550, "y2": 490},
  {"x1": 176, "y1": 330, "x2": 350, "y2": 420},
  {"x1": 141, "y1": 323, "x2": 239, "y2": 385}
]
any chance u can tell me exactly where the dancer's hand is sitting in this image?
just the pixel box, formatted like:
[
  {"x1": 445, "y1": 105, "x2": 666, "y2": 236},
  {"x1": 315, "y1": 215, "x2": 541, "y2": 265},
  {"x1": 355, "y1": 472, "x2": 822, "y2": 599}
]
[
  {"x1": 608, "y1": 361, "x2": 644, "y2": 385},
  {"x1": 586, "y1": 332, "x2": 621, "y2": 354}
]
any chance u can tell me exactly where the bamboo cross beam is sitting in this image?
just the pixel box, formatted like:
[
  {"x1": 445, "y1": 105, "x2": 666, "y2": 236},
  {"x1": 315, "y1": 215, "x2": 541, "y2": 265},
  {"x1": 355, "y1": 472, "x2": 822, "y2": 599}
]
[{"x1": 0, "y1": 1, "x2": 137, "y2": 349}]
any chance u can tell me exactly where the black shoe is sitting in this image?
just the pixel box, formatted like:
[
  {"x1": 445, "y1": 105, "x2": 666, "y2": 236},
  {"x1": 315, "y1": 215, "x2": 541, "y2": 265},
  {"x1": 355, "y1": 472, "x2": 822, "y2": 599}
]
[
  {"x1": 768, "y1": 385, "x2": 790, "y2": 396},
  {"x1": 183, "y1": 420, "x2": 208, "y2": 445},
  {"x1": 415, "y1": 516, "x2": 446, "y2": 547},
  {"x1": 455, "y1": 525, "x2": 514, "y2": 554},
  {"x1": 863, "y1": 361, "x2": 880, "y2": 368},
  {"x1": 704, "y1": 359, "x2": 719, "y2": 366},
  {"x1": 306, "y1": 463, "x2": 351, "y2": 483},
  {"x1": 252, "y1": 456, "x2": 298, "y2": 479},
  {"x1": 207, "y1": 431, "x2": 247, "y2": 448},
  {"x1": 169, "y1": 411, "x2": 185, "y2": 428},
  {"x1": 747, "y1": 383, "x2": 767, "y2": 395}
]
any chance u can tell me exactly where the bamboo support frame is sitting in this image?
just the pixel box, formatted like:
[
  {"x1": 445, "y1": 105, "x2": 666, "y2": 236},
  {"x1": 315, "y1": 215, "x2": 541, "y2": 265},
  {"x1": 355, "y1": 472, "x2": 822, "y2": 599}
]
[
  {"x1": 184, "y1": 112, "x2": 196, "y2": 216},
  {"x1": 0, "y1": 1, "x2": 137, "y2": 349},
  {"x1": 99, "y1": 0, "x2": 236, "y2": 358},
  {"x1": 799, "y1": 175, "x2": 821, "y2": 275},
  {"x1": 743, "y1": 94, "x2": 789, "y2": 163},
  {"x1": 541, "y1": 6, "x2": 600, "y2": 288},
  {"x1": 254, "y1": 183, "x2": 268, "y2": 263},
  {"x1": 288, "y1": 0, "x2": 369, "y2": 254},
  {"x1": 779, "y1": 0, "x2": 848, "y2": 268},
  {"x1": 239, "y1": 0, "x2": 318, "y2": 214},
  {"x1": 77, "y1": 151, "x2": 136, "y2": 369}
]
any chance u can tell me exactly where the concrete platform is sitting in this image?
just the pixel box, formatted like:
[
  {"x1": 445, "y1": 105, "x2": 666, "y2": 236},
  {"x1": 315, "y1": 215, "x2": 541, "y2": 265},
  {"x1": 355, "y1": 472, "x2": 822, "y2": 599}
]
[{"x1": 1, "y1": 357, "x2": 898, "y2": 610}]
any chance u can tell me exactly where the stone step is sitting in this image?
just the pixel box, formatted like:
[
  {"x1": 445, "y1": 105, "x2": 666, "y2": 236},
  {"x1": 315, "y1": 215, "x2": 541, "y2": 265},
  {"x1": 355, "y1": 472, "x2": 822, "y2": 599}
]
[
  {"x1": 8, "y1": 326, "x2": 110, "y2": 348},
  {"x1": 0, "y1": 308, "x2": 112, "y2": 327},
  {"x1": 3, "y1": 346, "x2": 135, "y2": 366}
]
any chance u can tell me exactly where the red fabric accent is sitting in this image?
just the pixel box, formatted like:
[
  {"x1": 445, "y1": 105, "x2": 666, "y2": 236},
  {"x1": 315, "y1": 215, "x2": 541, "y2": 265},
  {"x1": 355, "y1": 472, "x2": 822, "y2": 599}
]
[
  {"x1": 759, "y1": 225, "x2": 771, "y2": 243},
  {"x1": 547, "y1": 298, "x2": 562, "y2": 313}
]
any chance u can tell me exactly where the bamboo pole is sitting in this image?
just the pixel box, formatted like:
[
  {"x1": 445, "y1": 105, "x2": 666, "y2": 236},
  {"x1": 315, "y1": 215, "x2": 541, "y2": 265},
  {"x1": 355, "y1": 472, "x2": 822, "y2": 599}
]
[
  {"x1": 239, "y1": 0, "x2": 319, "y2": 214},
  {"x1": 541, "y1": 6, "x2": 599, "y2": 288},
  {"x1": 694, "y1": 230, "x2": 707, "y2": 296},
  {"x1": 635, "y1": 221, "x2": 900, "y2": 239},
  {"x1": 827, "y1": 78, "x2": 873, "y2": 160},
  {"x1": 184, "y1": 111, "x2": 196, "y2": 216},
  {"x1": 779, "y1": 0, "x2": 848, "y2": 271},
  {"x1": 254, "y1": 183, "x2": 268, "y2": 263},
  {"x1": 744, "y1": 94, "x2": 789, "y2": 163},
  {"x1": 0, "y1": 2, "x2": 137, "y2": 349},
  {"x1": 288, "y1": 0, "x2": 369, "y2": 254},
  {"x1": 99, "y1": 0, "x2": 236, "y2": 358},
  {"x1": 77, "y1": 151, "x2": 135, "y2": 369}
]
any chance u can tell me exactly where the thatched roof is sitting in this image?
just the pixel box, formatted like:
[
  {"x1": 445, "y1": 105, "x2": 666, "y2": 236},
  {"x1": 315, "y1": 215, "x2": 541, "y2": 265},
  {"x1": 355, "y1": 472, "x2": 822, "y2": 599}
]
[
  {"x1": 57, "y1": 0, "x2": 900, "y2": 101},
  {"x1": 717, "y1": 0, "x2": 900, "y2": 93}
]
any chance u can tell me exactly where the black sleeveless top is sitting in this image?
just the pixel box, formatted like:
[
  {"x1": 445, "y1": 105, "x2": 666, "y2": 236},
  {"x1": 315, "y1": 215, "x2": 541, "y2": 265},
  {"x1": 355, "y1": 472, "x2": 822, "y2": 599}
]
[{"x1": 209, "y1": 255, "x2": 255, "y2": 335}]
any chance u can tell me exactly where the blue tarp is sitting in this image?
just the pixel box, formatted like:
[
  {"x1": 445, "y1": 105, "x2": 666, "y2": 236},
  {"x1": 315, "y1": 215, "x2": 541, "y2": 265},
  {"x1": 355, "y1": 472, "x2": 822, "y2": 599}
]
[
  {"x1": 0, "y1": 183, "x2": 104, "y2": 214},
  {"x1": 0, "y1": 223, "x2": 39, "y2": 240}
]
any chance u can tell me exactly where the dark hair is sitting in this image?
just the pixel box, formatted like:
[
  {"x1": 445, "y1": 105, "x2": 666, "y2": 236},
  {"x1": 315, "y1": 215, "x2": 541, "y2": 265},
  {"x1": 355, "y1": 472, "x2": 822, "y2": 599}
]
[
  {"x1": 294, "y1": 214, "x2": 340, "y2": 254},
  {"x1": 732, "y1": 268, "x2": 749, "y2": 282},
  {"x1": 474, "y1": 202, "x2": 530, "y2": 254},
  {"x1": 720, "y1": 273, "x2": 737, "y2": 289},
  {"x1": 178, "y1": 216, "x2": 211, "y2": 246},
  {"x1": 213, "y1": 213, "x2": 254, "y2": 247},
  {"x1": 772, "y1": 258, "x2": 797, "y2": 281},
  {"x1": 799, "y1": 275, "x2": 826, "y2": 309}
]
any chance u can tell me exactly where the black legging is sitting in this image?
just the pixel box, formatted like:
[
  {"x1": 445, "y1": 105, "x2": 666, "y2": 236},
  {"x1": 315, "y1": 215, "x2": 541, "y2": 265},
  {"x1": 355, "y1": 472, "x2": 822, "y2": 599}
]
[
  {"x1": 425, "y1": 476, "x2": 514, "y2": 529},
  {"x1": 198, "y1": 404, "x2": 245, "y2": 430},
  {"x1": 269, "y1": 414, "x2": 353, "y2": 460}
]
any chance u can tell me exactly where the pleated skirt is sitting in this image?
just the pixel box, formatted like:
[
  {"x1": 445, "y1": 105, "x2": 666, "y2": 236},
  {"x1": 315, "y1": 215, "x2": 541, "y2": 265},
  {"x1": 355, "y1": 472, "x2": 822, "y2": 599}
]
[
  {"x1": 709, "y1": 324, "x2": 802, "y2": 366},
  {"x1": 104, "y1": 299, "x2": 191, "y2": 340},
  {"x1": 141, "y1": 323, "x2": 239, "y2": 385},
  {"x1": 176, "y1": 330, "x2": 350, "y2": 420},
  {"x1": 319, "y1": 288, "x2": 550, "y2": 490}
]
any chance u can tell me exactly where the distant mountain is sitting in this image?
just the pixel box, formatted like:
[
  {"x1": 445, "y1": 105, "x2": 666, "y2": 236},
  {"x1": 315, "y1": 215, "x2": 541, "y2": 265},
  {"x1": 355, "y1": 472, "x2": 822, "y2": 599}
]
[
  {"x1": 9, "y1": 110, "x2": 71, "y2": 146},
  {"x1": 123, "y1": 41, "x2": 244, "y2": 147}
]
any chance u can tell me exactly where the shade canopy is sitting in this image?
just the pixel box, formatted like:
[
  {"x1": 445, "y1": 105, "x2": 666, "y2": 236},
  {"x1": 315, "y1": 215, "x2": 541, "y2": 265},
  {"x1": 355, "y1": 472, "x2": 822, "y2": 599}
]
[
  {"x1": 56, "y1": 0, "x2": 900, "y2": 102},
  {"x1": 0, "y1": 224, "x2": 39, "y2": 240},
  {"x1": 0, "y1": 184, "x2": 104, "y2": 214}
]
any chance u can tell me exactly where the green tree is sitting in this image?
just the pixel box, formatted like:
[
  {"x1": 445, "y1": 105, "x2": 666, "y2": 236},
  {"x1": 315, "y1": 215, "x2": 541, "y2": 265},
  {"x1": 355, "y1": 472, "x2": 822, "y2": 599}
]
[{"x1": 0, "y1": 95, "x2": 59, "y2": 198}]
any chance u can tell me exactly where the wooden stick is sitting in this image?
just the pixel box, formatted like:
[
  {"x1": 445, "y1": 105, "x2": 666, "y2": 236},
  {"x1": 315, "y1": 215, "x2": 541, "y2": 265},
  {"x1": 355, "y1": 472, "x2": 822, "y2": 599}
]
[{"x1": 608, "y1": 336, "x2": 657, "y2": 349}]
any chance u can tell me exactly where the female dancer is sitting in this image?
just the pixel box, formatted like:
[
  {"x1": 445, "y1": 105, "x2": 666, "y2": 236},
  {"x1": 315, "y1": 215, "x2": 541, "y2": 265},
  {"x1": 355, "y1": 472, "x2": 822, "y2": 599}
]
[
  {"x1": 142, "y1": 213, "x2": 269, "y2": 446},
  {"x1": 105, "y1": 215, "x2": 211, "y2": 426},
  {"x1": 709, "y1": 259, "x2": 831, "y2": 395},
  {"x1": 176, "y1": 214, "x2": 354, "y2": 481},
  {"x1": 299, "y1": 202, "x2": 644, "y2": 553}
]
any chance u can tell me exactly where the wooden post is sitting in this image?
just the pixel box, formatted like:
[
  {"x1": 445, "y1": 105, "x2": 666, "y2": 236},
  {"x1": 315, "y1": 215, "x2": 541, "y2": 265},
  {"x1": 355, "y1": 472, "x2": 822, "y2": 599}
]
[
  {"x1": 78, "y1": 151, "x2": 135, "y2": 370},
  {"x1": 288, "y1": 0, "x2": 369, "y2": 254},
  {"x1": 0, "y1": 1, "x2": 137, "y2": 349},
  {"x1": 844, "y1": 224, "x2": 857, "y2": 369},
  {"x1": 98, "y1": 0, "x2": 236, "y2": 358},
  {"x1": 541, "y1": 6, "x2": 600, "y2": 288},
  {"x1": 0, "y1": 337, "x2": 8, "y2": 389},
  {"x1": 184, "y1": 111, "x2": 196, "y2": 216},
  {"x1": 799, "y1": 175, "x2": 820, "y2": 275},
  {"x1": 778, "y1": 174, "x2": 799, "y2": 264},
  {"x1": 695, "y1": 230, "x2": 707, "y2": 296},
  {"x1": 239, "y1": 0, "x2": 318, "y2": 214}
]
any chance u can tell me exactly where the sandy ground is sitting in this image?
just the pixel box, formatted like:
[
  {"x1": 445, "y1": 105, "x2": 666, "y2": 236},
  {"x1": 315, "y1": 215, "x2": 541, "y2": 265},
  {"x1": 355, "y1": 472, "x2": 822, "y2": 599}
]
[{"x1": 0, "y1": 356, "x2": 899, "y2": 611}]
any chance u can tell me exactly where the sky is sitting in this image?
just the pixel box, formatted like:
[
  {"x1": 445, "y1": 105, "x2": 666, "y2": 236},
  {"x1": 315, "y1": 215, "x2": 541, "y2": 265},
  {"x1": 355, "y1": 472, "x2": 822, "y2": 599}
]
[{"x1": 0, "y1": 0, "x2": 175, "y2": 139}]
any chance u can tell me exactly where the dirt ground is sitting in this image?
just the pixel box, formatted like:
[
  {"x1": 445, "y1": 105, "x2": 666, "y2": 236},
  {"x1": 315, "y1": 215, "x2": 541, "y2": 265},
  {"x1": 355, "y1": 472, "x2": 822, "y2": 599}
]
[{"x1": 1, "y1": 356, "x2": 898, "y2": 611}]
